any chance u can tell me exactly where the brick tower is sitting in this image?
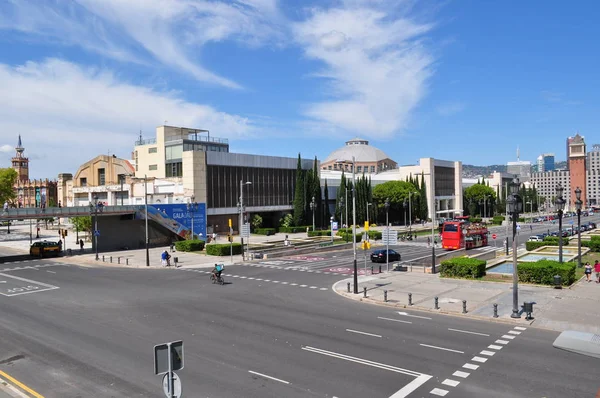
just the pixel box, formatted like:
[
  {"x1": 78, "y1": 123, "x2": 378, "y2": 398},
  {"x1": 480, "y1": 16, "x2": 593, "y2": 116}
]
[
  {"x1": 11, "y1": 135, "x2": 29, "y2": 182},
  {"x1": 567, "y1": 133, "x2": 586, "y2": 209}
]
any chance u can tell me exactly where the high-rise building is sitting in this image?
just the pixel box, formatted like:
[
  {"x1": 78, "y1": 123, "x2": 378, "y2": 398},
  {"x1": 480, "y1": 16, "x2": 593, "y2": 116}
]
[
  {"x1": 587, "y1": 144, "x2": 600, "y2": 206},
  {"x1": 536, "y1": 153, "x2": 555, "y2": 172},
  {"x1": 507, "y1": 161, "x2": 532, "y2": 180}
]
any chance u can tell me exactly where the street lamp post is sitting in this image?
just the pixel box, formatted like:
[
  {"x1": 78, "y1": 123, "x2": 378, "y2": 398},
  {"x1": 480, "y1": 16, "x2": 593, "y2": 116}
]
[
  {"x1": 144, "y1": 177, "x2": 149, "y2": 267},
  {"x1": 555, "y1": 184, "x2": 566, "y2": 264},
  {"x1": 431, "y1": 198, "x2": 438, "y2": 274},
  {"x1": 239, "y1": 180, "x2": 252, "y2": 261},
  {"x1": 330, "y1": 216, "x2": 334, "y2": 243},
  {"x1": 366, "y1": 202, "x2": 372, "y2": 227},
  {"x1": 339, "y1": 197, "x2": 345, "y2": 242},
  {"x1": 351, "y1": 157, "x2": 357, "y2": 294},
  {"x1": 403, "y1": 200, "x2": 407, "y2": 229},
  {"x1": 575, "y1": 187, "x2": 583, "y2": 268},
  {"x1": 89, "y1": 195, "x2": 99, "y2": 261},
  {"x1": 483, "y1": 195, "x2": 488, "y2": 220},
  {"x1": 408, "y1": 192, "x2": 416, "y2": 234},
  {"x1": 385, "y1": 198, "x2": 390, "y2": 273},
  {"x1": 506, "y1": 177, "x2": 523, "y2": 318},
  {"x1": 310, "y1": 196, "x2": 316, "y2": 232},
  {"x1": 187, "y1": 199, "x2": 198, "y2": 239}
]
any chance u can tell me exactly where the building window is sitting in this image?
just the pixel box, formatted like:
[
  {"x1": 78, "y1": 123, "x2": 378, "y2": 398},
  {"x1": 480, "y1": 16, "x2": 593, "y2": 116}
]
[
  {"x1": 98, "y1": 168, "x2": 105, "y2": 186},
  {"x1": 148, "y1": 147, "x2": 158, "y2": 153},
  {"x1": 149, "y1": 164, "x2": 158, "y2": 171},
  {"x1": 370, "y1": 166, "x2": 375, "y2": 173},
  {"x1": 80, "y1": 177, "x2": 87, "y2": 187},
  {"x1": 357, "y1": 166, "x2": 362, "y2": 173},
  {"x1": 166, "y1": 162, "x2": 183, "y2": 177}
]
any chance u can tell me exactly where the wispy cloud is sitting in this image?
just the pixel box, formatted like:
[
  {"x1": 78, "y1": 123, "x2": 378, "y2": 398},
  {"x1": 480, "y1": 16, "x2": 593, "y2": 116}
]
[
  {"x1": 0, "y1": 0, "x2": 285, "y2": 88},
  {"x1": 436, "y1": 101, "x2": 466, "y2": 116},
  {"x1": 541, "y1": 90, "x2": 563, "y2": 103},
  {"x1": 292, "y1": 3, "x2": 435, "y2": 138},
  {"x1": 0, "y1": 58, "x2": 255, "y2": 177},
  {"x1": 0, "y1": 144, "x2": 13, "y2": 153}
]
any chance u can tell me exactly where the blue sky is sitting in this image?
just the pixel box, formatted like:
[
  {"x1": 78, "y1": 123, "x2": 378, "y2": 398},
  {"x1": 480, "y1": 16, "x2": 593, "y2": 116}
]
[{"x1": 0, "y1": 0, "x2": 598, "y2": 178}]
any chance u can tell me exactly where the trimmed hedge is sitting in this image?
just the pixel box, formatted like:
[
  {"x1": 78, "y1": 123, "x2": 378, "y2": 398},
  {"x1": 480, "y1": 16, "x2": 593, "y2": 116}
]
[
  {"x1": 175, "y1": 239, "x2": 205, "y2": 252},
  {"x1": 581, "y1": 240, "x2": 600, "y2": 251},
  {"x1": 518, "y1": 260, "x2": 575, "y2": 286},
  {"x1": 469, "y1": 217, "x2": 482, "y2": 223},
  {"x1": 525, "y1": 241, "x2": 546, "y2": 251},
  {"x1": 206, "y1": 243, "x2": 242, "y2": 256},
  {"x1": 308, "y1": 230, "x2": 332, "y2": 237},
  {"x1": 278, "y1": 226, "x2": 312, "y2": 233},
  {"x1": 440, "y1": 257, "x2": 486, "y2": 279},
  {"x1": 543, "y1": 236, "x2": 570, "y2": 245},
  {"x1": 254, "y1": 228, "x2": 276, "y2": 235},
  {"x1": 368, "y1": 230, "x2": 382, "y2": 240},
  {"x1": 492, "y1": 215, "x2": 505, "y2": 225},
  {"x1": 337, "y1": 232, "x2": 362, "y2": 243}
]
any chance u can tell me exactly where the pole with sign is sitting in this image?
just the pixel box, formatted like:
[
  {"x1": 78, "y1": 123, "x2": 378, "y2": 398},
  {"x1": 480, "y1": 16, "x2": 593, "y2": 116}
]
[
  {"x1": 492, "y1": 233, "x2": 497, "y2": 247},
  {"x1": 229, "y1": 218, "x2": 233, "y2": 264},
  {"x1": 154, "y1": 340, "x2": 184, "y2": 398}
]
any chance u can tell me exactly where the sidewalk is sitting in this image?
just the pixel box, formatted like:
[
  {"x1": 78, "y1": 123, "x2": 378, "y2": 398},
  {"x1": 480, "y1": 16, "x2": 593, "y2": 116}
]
[{"x1": 333, "y1": 268, "x2": 600, "y2": 335}]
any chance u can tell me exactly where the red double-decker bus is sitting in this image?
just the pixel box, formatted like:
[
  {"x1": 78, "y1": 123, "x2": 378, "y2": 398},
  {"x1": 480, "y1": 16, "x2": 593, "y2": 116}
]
[{"x1": 441, "y1": 218, "x2": 489, "y2": 250}]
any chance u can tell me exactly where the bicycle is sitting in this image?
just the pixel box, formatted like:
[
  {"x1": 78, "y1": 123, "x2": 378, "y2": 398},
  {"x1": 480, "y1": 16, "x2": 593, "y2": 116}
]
[{"x1": 210, "y1": 273, "x2": 225, "y2": 285}]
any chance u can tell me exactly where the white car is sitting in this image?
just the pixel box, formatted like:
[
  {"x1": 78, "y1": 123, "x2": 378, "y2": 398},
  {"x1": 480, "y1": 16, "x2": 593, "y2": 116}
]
[{"x1": 528, "y1": 236, "x2": 543, "y2": 242}]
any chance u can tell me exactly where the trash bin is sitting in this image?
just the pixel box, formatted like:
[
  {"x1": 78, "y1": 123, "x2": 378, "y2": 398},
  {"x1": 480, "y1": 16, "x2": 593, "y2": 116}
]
[
  {"x1": 523, "y1": 301, "x2": 534, "y2": 320},
  {"x1": 67, "y1": 248, "x2": 72, "y2": 256},
  {"x1": 553, "y1": 274, "x2": 562, "y2": 289},
  {"x1": 174, "y1": 257, "x2": 178, "y2": 264}
]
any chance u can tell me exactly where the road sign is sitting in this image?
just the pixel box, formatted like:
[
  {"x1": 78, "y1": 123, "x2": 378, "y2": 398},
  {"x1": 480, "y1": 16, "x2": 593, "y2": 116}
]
[
  {"x1": 382, "y1": 230, "x2": 398, "y2": 245},
  {"x1": 94, "y1": 230, "x2": 100, "y2": 237},
  {"x1": 332, "y1": 222, "x2": 338, "y2": 231},
  {"x1": 162, "y1": 372, "x2": 182, "y2": 398},
  {"x1": 492, "y1": 234, "x2": 497, "y2": 240},
  {"x1": 154, "y1": 341, "x2": 184, "y2": 375},
  {"x1": 241, "y1": 223, "x2": 251, "y2": 238}
]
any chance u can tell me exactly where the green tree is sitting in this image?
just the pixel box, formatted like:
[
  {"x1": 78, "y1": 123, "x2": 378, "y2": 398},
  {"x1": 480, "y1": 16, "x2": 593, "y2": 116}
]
[
  {"x1": 278, "y1": 214, "x2": 293, "y2": 228},
  {"x1": 251, "y1": 214, "x2": 263, "y2": 230},
  {"x1": 293, "y1": 154, "x2": 306, "y2": 226},
  {"x1": 72, "y1": 216, "x2": 92, "y2": 238},
  {"x1": 419, "y1": 172, "x2": 428, "y2": 221},
  {"x1": 335, "y1": 172, "x2": 347, "y2": 224},
  {"x1": 464, "y1": 184, "x2": 496, "y2": 217},
  {"x1": 0, "y1": 168, "x2": 17, "y2": 206},
  {"x1": 372, "y1": 181, "x2": 419, "y2": 224},
  {"x1": 323, "y1": 179, "x2": 330, "y2": 225}
]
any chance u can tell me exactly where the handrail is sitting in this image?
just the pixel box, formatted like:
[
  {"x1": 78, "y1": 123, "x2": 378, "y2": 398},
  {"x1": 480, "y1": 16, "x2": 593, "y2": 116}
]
[{"x1": 0, "y1": 205, "x2": 140, "y2": 220}]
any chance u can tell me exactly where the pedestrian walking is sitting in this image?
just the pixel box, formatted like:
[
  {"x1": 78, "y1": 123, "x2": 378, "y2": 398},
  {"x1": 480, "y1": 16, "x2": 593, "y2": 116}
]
[
  {"x1": 594, "y1": 260, "x2": 600, "y2": 283},
  {"x1": 212, "y1": 232, "x2": 217, "y2": 242},
  {"x1": 79, "y1": 239, "x2": 84, "y2": 251},
  {"x1": 427, "y1": 236, "x2": 431, "y2": 247},
  {"x1": 161, "y1": 250, "x2": 171, "y2": 267},
  {"x1": 584, "y1": 262, "x2": 593, "y2": 282},
  {"x1": 3, "y1": 201, "x2": 8, "y2": 213}
]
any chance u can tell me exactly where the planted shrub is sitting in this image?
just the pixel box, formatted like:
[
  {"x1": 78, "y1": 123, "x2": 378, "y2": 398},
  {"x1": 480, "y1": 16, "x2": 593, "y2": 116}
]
[
  {"x1": 338, "y1": 232, "x2": 362, "y2": 243},
  {"x1": 206, "y1": 243, "x2": 242, "y2": 256},
  {"x1": 254, "y1": 228, "x2": 276, "y2": 235},
  {"x1": 492, "y1": 216, "x2": 505, "y2": 225},
  {"x1": 368, "y1": 230, "x2": 382, "y2": 240},
  {"x1": 525, "y1": 241, "x2": 546, "y2": 251},
  {"x1": 581, "y1": 240, "x2": 600, "y2": 252},
  {"x1": 440, "y1": 257, "x2": 486, "y2": 279},
  {"x1": 518, "y1": 260, "x2": 575, "y2": 286},
  {"x1": 175, "y1": 239, "x2": 205, "y2": 252},
  {"x1": 278, "y1": 226, "x2": 311, "y2": 233},
  {"x1": 307, "y1": 230, "x2": 332, "y2": 237}
]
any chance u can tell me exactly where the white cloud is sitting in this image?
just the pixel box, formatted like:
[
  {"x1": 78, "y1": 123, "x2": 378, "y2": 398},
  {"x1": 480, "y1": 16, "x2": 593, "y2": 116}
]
[
  {"x1": 0, "y1": 0, "x2": 285, "y2": 88},
  {"x1": 293, "y1": 4, "x2": 434, "y2": 138},
  {"x1": 0, "y1": 59, "x2": 254, "y2": 178},
  {"x1": 0, "y1": 145, "x2": 13, "y2": 153}
]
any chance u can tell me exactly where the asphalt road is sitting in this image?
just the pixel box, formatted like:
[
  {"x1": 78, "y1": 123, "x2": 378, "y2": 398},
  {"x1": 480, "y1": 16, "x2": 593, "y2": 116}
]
[{"x1": 0, "y1": 256, "x2": 597, "y2": 398}]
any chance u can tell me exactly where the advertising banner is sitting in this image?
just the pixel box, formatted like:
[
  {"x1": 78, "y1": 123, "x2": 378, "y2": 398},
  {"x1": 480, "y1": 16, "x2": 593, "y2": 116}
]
[{"x1": 141, "y1": 203, "x2": 206, "y2": 240}]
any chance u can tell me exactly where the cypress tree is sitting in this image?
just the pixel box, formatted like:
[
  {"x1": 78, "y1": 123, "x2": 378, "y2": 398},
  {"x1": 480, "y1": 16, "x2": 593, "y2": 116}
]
[
  {"x1": 420, "y1": 172, "x2": 428, "y2": 220},
  {"x1": 293, "y1": 153, "x2": 306, "y2": 226},
  {"x1": 323, "y1": 179, "x2": 330, "y2": 225}
]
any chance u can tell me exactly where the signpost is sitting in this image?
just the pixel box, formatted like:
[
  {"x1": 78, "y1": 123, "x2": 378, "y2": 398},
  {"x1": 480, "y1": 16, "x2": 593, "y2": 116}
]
[
  {"x1": 381, "y1": 229, "x2": 397, "y2": 273},
  {"x1": 241, "y1": 223, "x2": 251, "y2": 261},
  {"x1": 229, "y1": 218, "x2": 233, "y2": 264},
  {"x1": 154, "y1": 340, "x2": 184, "y2": 398},
  {"x1": 492, "y1": 233, "x2": 497, "y2": 247}
]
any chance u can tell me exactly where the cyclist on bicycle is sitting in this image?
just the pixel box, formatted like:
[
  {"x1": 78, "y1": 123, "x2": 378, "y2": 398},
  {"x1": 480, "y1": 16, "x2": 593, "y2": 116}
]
[{"x1": 212, "y1": 263, "x2": 224, "y2": 281}]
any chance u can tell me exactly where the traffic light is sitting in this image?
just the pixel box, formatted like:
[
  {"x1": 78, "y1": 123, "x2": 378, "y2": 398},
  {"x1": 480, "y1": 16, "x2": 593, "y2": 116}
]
[
  {"x1": 63, "y1": 230, "x2": 68, "y2": 237},
  {"x1": 227, "y1": 235, "x2": 233, "y2": 242},
  {"x1": 228, "y1": 218, "x2": 232, "y2": 228}
]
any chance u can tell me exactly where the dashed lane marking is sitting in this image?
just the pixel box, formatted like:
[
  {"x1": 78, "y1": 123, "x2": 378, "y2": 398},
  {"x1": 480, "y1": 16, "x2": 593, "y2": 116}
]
[
  {"x1": 447, "y1": 328, "x2": 489, "y2": 337},
  {"x1": 471, "y1": 356, "x2": 487, "y2": 363},
  {"x1": 514, "y1": 326, "x2": 527, "y2": 331},
  {"x1": 452, "y1": 371, "x2": 470, "y2": 378},
  {"x1": 495, "y1": 339, "x2": 509, "y2": 345},
  {"x1": 480, "y1": 350, "x2": 495, "y2": 356},
  {"x1": 430, "y1": 388, "x2": 448, "y2": 396},
  {"x1": 441, "y1": 379, "x2": 460, "y2": 387},
  {"x1": 502, "y1": 334, "x2": 515, "y2": 340},
  {"x1": 419, "y1": 344, "x2": 464, "y2": 354},
  {"x1": 377, "y1": 316, "x2": 412, "y2": 325},
  {"x1": 488, "y1": 345, "x2": 503, "y2": 350},
  {"x1": 463, "y1": 363, "x2": 479, "y2": 370}
]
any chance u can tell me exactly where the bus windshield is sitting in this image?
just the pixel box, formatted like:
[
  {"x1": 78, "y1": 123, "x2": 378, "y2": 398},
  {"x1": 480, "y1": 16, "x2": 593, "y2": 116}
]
[{"x1": 443, "y1": 224, "x2": 459, "y2": 232}]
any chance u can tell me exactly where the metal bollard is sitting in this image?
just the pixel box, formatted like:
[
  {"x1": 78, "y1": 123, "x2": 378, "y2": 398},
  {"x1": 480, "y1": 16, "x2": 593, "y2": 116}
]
[
  {"x1": 493, "y1": 303, "x2": 498, "y2": 318},
  {"x1": 363, "y1": 287, "x2": 367, "y2": 298},
  {"x1": 384, "y1": 290, "x2": 388, "y2": 302},
  {"x1": 109, "y1": 256, "x2": 112, "y2": 263},
  {"x1": 102, "y1": 255, "x2": 105, "y2": 262},
  {"x1": 408, "y1": 293, "x2": 413, "y2": 306},
  {"x1": 379, "y1": 265, "x2": 382, "y2": 273},
  {"x1": 434, "y1": 296, "x2": 439, "y2": 310},
  {"x1": 462, "y1": 300, "x2": 467, "y2": 314},
  {"x1": 371, "y1": 265, "x2": 374, "y2": 274},
  {"x1": 126, "y1": 258, "x2": 129, "y2": 266},
  {"x1": 117, "y1": 257, "x2": 120, "y2": 264},
  {"x1": 347, "y1": 282, "x2": 351, "y2": 293}
]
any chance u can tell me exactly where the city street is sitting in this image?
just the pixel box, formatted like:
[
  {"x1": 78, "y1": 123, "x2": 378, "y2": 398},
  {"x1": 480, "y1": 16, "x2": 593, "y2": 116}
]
[{"x1": 0, "y1": 255, "x2": 596, "y2": 397}]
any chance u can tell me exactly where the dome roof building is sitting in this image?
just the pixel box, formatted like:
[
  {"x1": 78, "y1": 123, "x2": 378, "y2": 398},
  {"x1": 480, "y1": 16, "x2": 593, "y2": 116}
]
[{"x1": 321, "y1": 138, "x2": 397, "y2": 174}]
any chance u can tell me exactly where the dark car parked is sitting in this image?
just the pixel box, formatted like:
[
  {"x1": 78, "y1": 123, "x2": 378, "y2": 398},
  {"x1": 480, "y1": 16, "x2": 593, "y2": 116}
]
[{"x1": 370, "y1": 249, "x2": 401, "y2": 263}]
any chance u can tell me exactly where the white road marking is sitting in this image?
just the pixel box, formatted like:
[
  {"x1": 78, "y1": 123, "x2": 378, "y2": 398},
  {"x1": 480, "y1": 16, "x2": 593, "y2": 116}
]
[
  {"x1": 397, "y1": 311, "x2": 432, "y2": 320},
  {"x1": 280, "y1": 281, "x2": 288, "y2": 284},
  {"x1": 319, "y1": 288, "x2": 327, "y2": 291},
  {"x1": 27, "y1": 267, "x2": 39, "y2": 271},
  {"x1": 514, "y1": 326, "x2": 527, "y2": 331},
  {"x1": 248, "y1": 370, "x2": 289, "y2": 385},
  {"x1": 430, "y1": 388, "x2": 449, "y2": 396},
  {"x1": 346, "y1": 329, "x2": 382, "y2": 338},
  {"x1": 447, "y1": 328, "x2": 490, "y2": 337},
  {"x1": 46, "y1": 271, "x2": 56, "y2": 274},
  {"x1": 255, "y1": 278, "x2": 263, "y2": 281},
  {"x1": 488, "y1": 345, "x2": 503, "y2": 350},
  {"x1": 453, "y1": 371, "x2": 470, "y2": 378},
  {"x1": 300, "y1": 284, "x2": 307, "y2": 287},
  {"x1": 310, "y1": 286, "x2": 317, "y2": 289},
  {"x1": 502, "y1": 335, "x2": 515, "y2": 340},
  {"x1": 495, "y1": 340, "x2": 509, "y2": 345},
  {"x1": 419, "y1": 344, "x2": 464, "y2": 354},
  {"x1": 480, "y1": 350, "x2": 495, "y2": 356},
  {"x1": 272, "y1": 281, "x2": 279, "y2": 283},
  {"x1": 264, "y1": 279, "x2": 271, "y2": 282},
  {"x1": 508, "y1": 330, "x2": 521, "y2": 335},
  {"x1": 290, "y1": 283, "x2": 297, "y2": 286},
  {"x1": 240, "y1": 276, "x2": 247, "y2": 279},
  {"x1": 377, "y1": 316, "x2": 412, "y2": 324},
  {"x1": 463, "y1": 363, "x2": 479, "y2": 370},
  {"x1": 248, "y1": 277, "x2": 255, "y2": 280},
  {"x1": 442, "y1": 379, "x2": 460, "y2": 387},
  {"x1": 471, "y1": 356, "x2": 487, "y2": 363},
  {"x1": 389, "y1": 374, "x2": 432, "y2": 398}
]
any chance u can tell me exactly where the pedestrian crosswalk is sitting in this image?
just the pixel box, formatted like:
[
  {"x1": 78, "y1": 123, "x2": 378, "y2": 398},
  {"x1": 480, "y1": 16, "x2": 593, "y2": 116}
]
[{"x1": 180, "y1": 268, "x2": 330, "y2": 290}]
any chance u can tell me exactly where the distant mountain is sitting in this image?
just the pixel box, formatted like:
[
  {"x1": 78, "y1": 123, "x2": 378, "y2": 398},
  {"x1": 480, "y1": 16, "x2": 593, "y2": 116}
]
[{"x1": 462, "y1": 161, "x2": 567, "y2": 178}]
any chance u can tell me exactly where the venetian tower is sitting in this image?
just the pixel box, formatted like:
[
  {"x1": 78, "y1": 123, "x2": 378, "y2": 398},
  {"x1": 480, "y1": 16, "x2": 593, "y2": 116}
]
[{"x1": 11, "y1": 135, "x2": 29, "y2": 182}]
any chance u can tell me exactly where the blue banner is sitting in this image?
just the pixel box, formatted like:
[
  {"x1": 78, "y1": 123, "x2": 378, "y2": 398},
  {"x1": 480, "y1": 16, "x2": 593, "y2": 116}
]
[{"x1": 153, "y1": 203, "x2": 206, "y2": 239}]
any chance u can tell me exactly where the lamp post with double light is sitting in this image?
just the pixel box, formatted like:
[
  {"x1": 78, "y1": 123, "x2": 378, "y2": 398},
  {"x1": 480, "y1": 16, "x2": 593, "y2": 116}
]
[
  {"x1": 506, "y1": 177, "x2": 523, "y2": 319},
  {"x1": 351, "y1": 157, "x2": 357, "y2": 294},
  {"x1": 408, "y1": 191, "x2": 416, "y2": 234},
  {"x1": 555, "y1": 184, "x2": 566, "y2": 263},
  {"x1": 330, "y1": 216, "x2": 334, "y2": 243},
  {"x1": 310, "y1": 196, "x2": 316, "y2": 232},
  {"x1": 89, "y1": 195, "x2": 99, "y2": 261},
  {"x1": 187, "y1": 198, "x2": 198, "y2": 239},
  {"x1": 339, "y1": 196, "x2": 345, "y2": 242},
  {"x1": 238, "y1": 180, "x2": 252, "y2": 261},
  {"x1": 403, "y1": 200, "x2": 407, "y2": 229},
  {"x1": 366, "y1": 202, "x2": 372, "y2": 227},
  {"x1": 575, "y1": 187, "x2": 583, "y2": 268},
  {"x1": 385, "y1": 198, "x2": 390, "y2": 272}
]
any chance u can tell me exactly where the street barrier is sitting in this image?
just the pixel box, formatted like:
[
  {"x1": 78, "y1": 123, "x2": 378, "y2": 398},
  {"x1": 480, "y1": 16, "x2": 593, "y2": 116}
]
[
  {"x1": 408, "y1": 293, "x2": 413, "y2": 306},
  {"x1": 493, "y1": 303, "x2": 498, "y2": 318},
  {"x1": 384, "y1": 290, "x2": 388, "y2": 302},
  {"x1": 462, "y1": 300, "x2": 467, "y2": 314},
  {"x1": 434, "y1": 296, "x2": 439, "y2": 310},
  {"x1": 363, "y1": 287, "x2": 367, "y2": 298}
]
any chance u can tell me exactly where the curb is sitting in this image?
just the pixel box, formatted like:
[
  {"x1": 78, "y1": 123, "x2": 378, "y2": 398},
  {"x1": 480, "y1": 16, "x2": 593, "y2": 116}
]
[{"x1": 331, "y1": 278, "x2": 536, "y2": 328}]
